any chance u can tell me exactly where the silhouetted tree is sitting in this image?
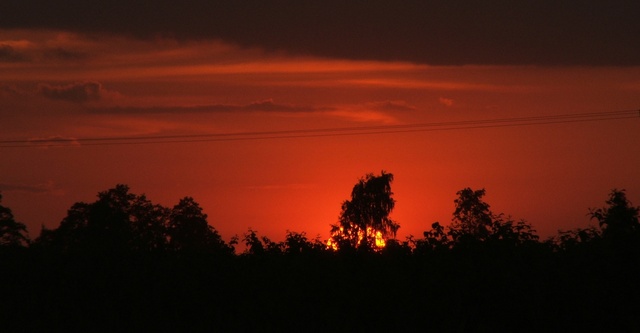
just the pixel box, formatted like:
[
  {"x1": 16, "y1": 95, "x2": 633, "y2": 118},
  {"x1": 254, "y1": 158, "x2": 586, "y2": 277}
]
[
  {"x1": 415, "y1": 222, "x2": 451, "y2": 253},
  {"x1": 167, "y1": 197, "x2": 228, "y2": 253},
  {"x1": 0, "y1": 193, "x2": 29, "y2": 247},
  {"x1": 88, "y1": 185, "x2": 136, "y2": 252},
  {"x1": 34, "y1": 185, "x2": 232, "y2": 254},
  {"x1": 331, "y1": 171, "x2": 399, "y2": 251},
  {"x1": 489, "y1": 217, "x2": 539, "y2": 246},
  {"x1": 422, "y1": 188, "x2": 539, "y2": 250},
  {"x1": 552, "y1": 226, "x2": 601, "y2": 251},
  {"x1": 241, "y1": 229, "x2": 269, "y2": 255},
  {"x1": 449, "y1": 188, "x2": 493, "y2": 243},
  {"x1": 34, "y1": 201, "x2": 92, "y2": 252},
  {"x1": 130, "y1": 194, "x2": 170, "y2": 252},
  {"x1": 281, "y1": 231, "x2": 327, "y2": 255},
  {"x1": 381, "y1": 238, "x2": 412, "y2": 257},
  {"x1": 284, "y1": 230, "x2": 311, "y2": 254},
  {"x1": 589, "y1": 189, "x2": 640, "y2": 241}
]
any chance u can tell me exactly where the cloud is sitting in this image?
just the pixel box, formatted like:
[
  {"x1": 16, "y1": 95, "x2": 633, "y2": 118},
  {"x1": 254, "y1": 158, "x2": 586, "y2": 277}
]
[
  {"x1": 246, "y1": 183, "x2": 315, "y2": 191},
  {"x1": 438, "y1": 97, "x2": 454, "y2": 107},
  {"x1": 37, "y1": 81, "x2": 108, "y2": 103},
  {"x1": 327, "y1": 110, "x2": 398, "y2": 124},
  {"x1": 1, "y1": 1, "x2": 639, "y2": 66},
  {"x1": 92, "y1": 99, "x2": 334, "y2": 114},
  {"x1": 365, "y1": 100, "x2": 416, "y2": 112},
  {"x1": 27, "y1": 135, "x2": 80, "y2": 148},
  {"x1": 0, "y1": 181, "x2": 63, "y2": 195},
  {"x1": 0, "y1": 44, "x2": 30, "y2": 62},
  {"x1": 0, "y1": 84, "x2": 21, "y2": 97},
  {"x1": 0, "y1": 37, "x2": 87, "y2": 63}
]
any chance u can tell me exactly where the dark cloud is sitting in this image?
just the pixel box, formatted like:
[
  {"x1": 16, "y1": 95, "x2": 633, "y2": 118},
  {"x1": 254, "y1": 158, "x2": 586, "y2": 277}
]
[
  {"x1": 0, "y1": 44, "x2": 30, "y2": 62},
  {"x1": 0, "y1": 84, "x2": 21, "y2": 97},
  {"x1": 1, "y1": 0, "x2": 639, "y2": 66},
  {"x1": 38, "y1": 81, "x2": 105, "y2": 103},
  {"x1": 0, "y1": 44, "x2": 86, "y2": 63},
  {"x1": 41, "y1": 47, "x2": 87, "y2": 61},
  {"x1": 366, "y1": 101, "x2": 416, "y2": 112},
  {"x1": 0, "y1": 181, "x2": 61, "y2": 194},
  {"x1": 27, "y1": 135, "x2": 81, "y2": 148},
  {"x1": 93, "y1": 100, "x2": 334, "y2": 114}
]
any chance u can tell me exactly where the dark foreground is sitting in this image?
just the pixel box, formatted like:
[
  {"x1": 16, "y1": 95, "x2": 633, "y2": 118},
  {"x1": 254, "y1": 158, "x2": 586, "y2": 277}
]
[{"x1": 2, "y1": 246, "x2": 639, "y2": 333}]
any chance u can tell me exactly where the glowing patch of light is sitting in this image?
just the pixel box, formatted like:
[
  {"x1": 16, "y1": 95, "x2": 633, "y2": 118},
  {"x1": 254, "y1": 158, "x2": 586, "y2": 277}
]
[{"x1": 326, "y1": 226, "x2": 386, "y2": 251}]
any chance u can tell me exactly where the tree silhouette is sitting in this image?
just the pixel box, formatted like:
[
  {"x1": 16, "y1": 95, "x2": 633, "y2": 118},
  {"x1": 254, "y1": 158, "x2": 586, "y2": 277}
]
[
  {"x1": 242, "y1": 228, "x2": 265, "y2": 255},
  {"x1": 588, "y1": 189, "x2": 640, "y2": 253},
  {"x1": 331, "y1": 171, "x2": 399, "y2": 251},
  {"x1": 449, "y1": 188, "x2": 493, "y2": 242},
  {"x1": 88, "y1": 184, "x2": 137, "y2": 252},
  {"x1": 241, "y1": 228, "x2": 284, "y2": 255},
  {"x1": 0, "y1": 193, "x2": 29, "y2": 247},
  {"x1": 34, "y1": 185, "x2": 232, "y2": 254},
  {"x1": 34, "y1": 201, "x2": 92, "y2": 252},
  {"x1": 34, "y1": 185, "x2": 141, "y2": 252},
  {"x1": 167, "y1": 197, "x2": 228, "y2": 253},
  {"x1": 415, "y1": 221, "x2": 450, "y2": 253},
  {"x1": 420, "y1": 188, "x2": 539, "y2": 249},
  {"x1": 589, "y1": 189, "x2": 640, "y2": 238},
  {"x1": 130, "y1": 194, "x2": 170, "y2": 252}
]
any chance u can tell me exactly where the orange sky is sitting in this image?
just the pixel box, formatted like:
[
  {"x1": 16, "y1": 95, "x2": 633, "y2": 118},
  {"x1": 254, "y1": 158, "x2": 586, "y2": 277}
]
[{"x1": 1, "y1": 28, "x2": 639, "y2": 243}]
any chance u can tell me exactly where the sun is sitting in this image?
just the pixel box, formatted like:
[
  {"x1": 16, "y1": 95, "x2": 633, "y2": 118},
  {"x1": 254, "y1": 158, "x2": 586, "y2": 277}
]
[{"x1": 327, "y1": 227, "x2": 387, "y2": 251}]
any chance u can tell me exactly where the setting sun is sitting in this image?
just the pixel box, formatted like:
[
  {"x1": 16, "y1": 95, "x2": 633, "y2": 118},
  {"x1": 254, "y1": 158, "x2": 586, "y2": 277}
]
[
  {"x1": 327, "y1": 227, "x2": 388, "y2": 250},
  {"x1": 2, "y1": 1, "x2": 640, "y2": 331}
]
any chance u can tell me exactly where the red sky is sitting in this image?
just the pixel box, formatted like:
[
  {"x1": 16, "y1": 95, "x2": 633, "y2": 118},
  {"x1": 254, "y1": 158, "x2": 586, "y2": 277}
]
[{"x1": 1, "y1": 3, "x2": 640, "y2": 242}]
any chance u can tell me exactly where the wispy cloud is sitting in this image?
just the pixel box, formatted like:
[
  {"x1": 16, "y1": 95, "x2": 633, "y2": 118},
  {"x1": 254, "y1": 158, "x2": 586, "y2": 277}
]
[
  {"x1": 438, "y1": 97, "x2": 454, "y2": 107},
  {"x1": 246, "y1": 183, "x2": 315, "y2": 191},
  {"x1": 0, "y1": 83, "x2": 21, "y2": 97},
  {"x1": 91, "y1": 99, "x2": 334, "y2": 114},
  {"x1": 0, "y1": 36, "x2": 87, "y2": 63},
  {"x1": 365, "y1": 100, "x2": 416, "y2": 112},
  {"x1": 0, "y1": 181, "x2": 64, "y2": 195},
  {"x1": 37, "y1": 81, "x2": 119, "y2": 103},
  {"x1": 27, "y1": 135, "x2": 80, "y2": 148}
]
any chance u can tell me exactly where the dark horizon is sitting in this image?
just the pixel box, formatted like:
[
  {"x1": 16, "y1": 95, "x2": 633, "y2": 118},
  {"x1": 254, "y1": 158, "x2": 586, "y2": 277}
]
[{"x1": 2, "y1": 181, "x2": 639, "y2": 331}]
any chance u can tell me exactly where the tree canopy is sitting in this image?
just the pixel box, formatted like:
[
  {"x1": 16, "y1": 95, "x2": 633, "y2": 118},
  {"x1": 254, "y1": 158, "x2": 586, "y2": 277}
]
[
  {"x1": 0, "y1": 193, "x2": 29, "y2": 247},
  {"x1": 1, "y1": 181, "x2": 640, "y2": 331},
  {"x1": 330, "y1": 171, "x2": 399, "y2": 251},
  {"x1": 33, "y1": 185, "x2": 231, "y2": 254}
]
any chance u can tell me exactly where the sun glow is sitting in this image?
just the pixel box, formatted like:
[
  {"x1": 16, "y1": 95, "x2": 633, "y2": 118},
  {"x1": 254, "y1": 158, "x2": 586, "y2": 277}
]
[{"x1": 326, "y1": 227, "x2": 387, "y2": 251}]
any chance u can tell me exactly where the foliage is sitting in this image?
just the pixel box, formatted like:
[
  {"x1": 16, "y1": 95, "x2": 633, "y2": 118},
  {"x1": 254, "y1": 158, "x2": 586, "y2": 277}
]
[
  {"x1": 414, "y1": 222, "x2": 450, "y2": 253},
  {"x1": 33, "y1": 185, "x2": 232, "y2": 254},
  {"x1": 589, "y1": 189, "x2": 640, "y2": 240},
  {"x1": 331, "y1": 171, "x2": 399, "y2": 251},
  {"x1": 449, "y1": 188, "x2": 494, "y2": 242},
  {"x1": 0, "y1": 193, "x2": 29, "y2": 247},
  {"x1": 418, "y1": 188, "x2": 539, "y2": 251},
  {"x1": 551, "y1": 226, "x2": 601, "y2": 251},
  {"x1": 168, "y1": 197, "x2": 229, "y2": 253}
]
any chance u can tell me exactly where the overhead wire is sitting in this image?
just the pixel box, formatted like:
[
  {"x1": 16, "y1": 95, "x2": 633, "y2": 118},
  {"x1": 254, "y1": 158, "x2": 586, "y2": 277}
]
[{"x1": 1, "y1": 109, "x2": 638, "y2": 148}]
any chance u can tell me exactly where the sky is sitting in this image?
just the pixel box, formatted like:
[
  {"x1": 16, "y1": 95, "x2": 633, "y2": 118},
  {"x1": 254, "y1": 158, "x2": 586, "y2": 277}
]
[{"x1": 1, "y1": 1, "x2": 639, "y2": 243}]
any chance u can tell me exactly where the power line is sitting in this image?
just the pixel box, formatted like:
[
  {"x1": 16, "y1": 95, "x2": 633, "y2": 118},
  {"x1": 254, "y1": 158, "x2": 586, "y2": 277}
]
[{"x1": 1, "y1": 109, "x2": 638, "y2": 148}]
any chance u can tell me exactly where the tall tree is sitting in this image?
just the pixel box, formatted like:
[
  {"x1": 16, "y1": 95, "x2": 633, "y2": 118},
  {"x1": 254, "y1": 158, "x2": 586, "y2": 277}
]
[
  {"x1": 446, "y1": 187, "x2": 538, "y2": 247},
  {"x1": 589, "y1": 189, "x2": 640, "y2": 244},
  {"x1": 167, "y1": 197, "x2": 227, "y2": 253},
  {"x1": 130, "y1": 194, "x2": 170, "y2": 252},
  {"x1": 35, "y1": 185, "x2": 169, "y2": 253},
  {"x1": 449, "y1": 188, "x2": 493, "y2": 242},
  {"x1": 0, "y1": 193, "x2": 29, "y2": 247},
  {"x1": 331, "y1": 171, "x2": 399, "y2": 251}
]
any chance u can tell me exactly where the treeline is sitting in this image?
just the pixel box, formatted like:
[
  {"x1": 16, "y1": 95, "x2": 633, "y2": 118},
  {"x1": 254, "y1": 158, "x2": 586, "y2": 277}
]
[{"x1": 1, "y1": 175, "x2": 639, "y2": 331}]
